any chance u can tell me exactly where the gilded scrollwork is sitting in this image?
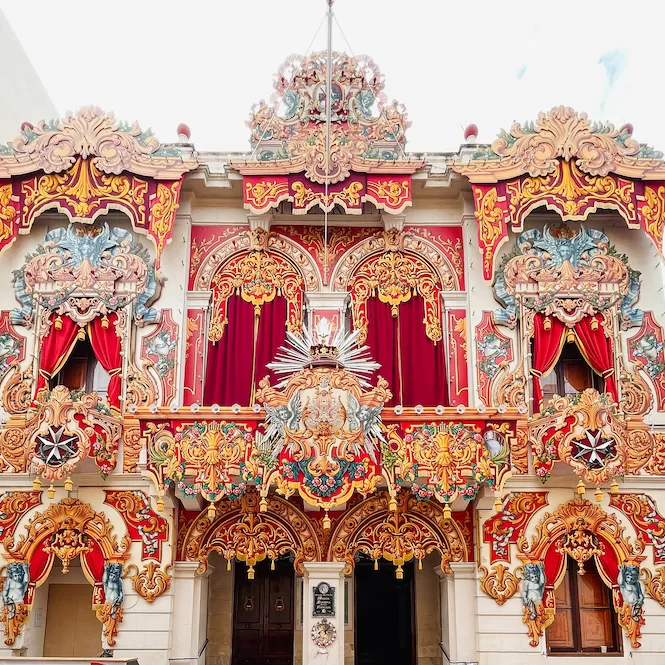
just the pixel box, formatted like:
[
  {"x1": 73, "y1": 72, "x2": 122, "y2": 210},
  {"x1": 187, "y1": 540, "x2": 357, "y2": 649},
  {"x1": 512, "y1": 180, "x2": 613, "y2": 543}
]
[
  {"x1": 125, "y1": 562, "x2": 172, "y2": 603},
  {"x1": 479, "y1": 563, "x2": 521, "y2": 605}
]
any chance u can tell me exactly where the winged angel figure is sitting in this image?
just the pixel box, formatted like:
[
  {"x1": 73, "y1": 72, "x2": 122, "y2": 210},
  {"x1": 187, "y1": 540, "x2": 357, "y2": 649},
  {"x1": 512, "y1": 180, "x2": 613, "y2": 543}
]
[
  {"x1": 346, "y1": 392, "x2": 385, "y2": 463},
  {"x1": 262, "y1": 392, "x2": 303, "y2": 460}
]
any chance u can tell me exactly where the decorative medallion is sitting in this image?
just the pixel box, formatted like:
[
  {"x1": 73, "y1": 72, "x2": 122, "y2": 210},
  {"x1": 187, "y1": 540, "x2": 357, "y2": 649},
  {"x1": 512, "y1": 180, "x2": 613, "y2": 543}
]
[
  {"x1": 311, "y1": 618, "x2": 336, "y2": 653},
  {"x1": 494, "y1": 225, "x2": 641, "y2": 328},
  {"x1": 12, "y1": 222, "x2": 158, "y2": 326}
]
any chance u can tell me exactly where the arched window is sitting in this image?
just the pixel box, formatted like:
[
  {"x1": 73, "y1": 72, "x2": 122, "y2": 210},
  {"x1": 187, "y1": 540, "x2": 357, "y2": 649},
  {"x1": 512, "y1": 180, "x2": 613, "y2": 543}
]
[{"x1": 548, "y1": 556, "x2": 621, "y2": 654}]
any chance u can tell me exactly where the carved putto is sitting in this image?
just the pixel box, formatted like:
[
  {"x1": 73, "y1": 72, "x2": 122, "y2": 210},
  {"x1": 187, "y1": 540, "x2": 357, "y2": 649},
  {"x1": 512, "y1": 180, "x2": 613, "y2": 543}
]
[
  {"x1": 233, "y1": 52, "x2": 420, "y2": 183},
  {"x1": 12, "y1": 222, "x2": 158, "y2": 326},
  {"x1": 0, "y1": 106, "x2": 195, "y2": 179},
  {"x1": 494, "y1": 225, "x2": 641, "y2": 328}
]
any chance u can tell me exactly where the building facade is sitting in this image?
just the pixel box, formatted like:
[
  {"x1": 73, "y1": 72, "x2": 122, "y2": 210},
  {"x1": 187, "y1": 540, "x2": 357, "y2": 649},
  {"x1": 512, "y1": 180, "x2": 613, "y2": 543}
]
[{"x1": 0, "y1": 52, "x2": 665, "y2": 665}]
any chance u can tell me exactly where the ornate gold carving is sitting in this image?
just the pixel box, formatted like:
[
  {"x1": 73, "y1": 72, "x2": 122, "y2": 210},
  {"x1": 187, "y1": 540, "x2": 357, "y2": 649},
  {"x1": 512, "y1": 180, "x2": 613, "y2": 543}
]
[
  {"x1": 647, "y1": 433, "x2": 665, "y2": 475},
  {"x1": 123, "y1": 427, "x2": 142, "y2": 473},
  {"x1": 347, "y1": 230, "x2": 445, "y2": 344},
  {"x1": 208, "y1": 240, "x2": 304, "y2": 342},
  {"x1": 292, "y1": 181, "x2": 363, "y2": 210},
  {"x1": 642, "y1": 567, "x2": 665, "y2": 608},
  {"x1": 479, "y1": 564, "x2": 521, "y2": 605},
  {"x1": 495, "y1": 365, "x2": 527, "y2": 409},
  {"x1": 523, "y1": 595, "x2": 555, "y2": 648},
  {"x1": 2, "y1": 363, "x2": 32, "y2": 415},
  {"x1": 182, "y1": 491, "x2": 320, "y2": 575},
  {"x1": 328, "y1": 491, "x2": 468, "y2": 575},
  {"x1": 126, "y1": 562, "x2": 172, "y2": 603},
  {"x1": 95, "y1": 602, "x2": 123, "y2": 647},
  {"x1": 620, "y1": 365, "x2": 653, "y2": 417},
  {"x1": 125, "y1": 361, "x2": 158, "y2": 408},
  {"x1": 640, "y1": 185, "x2": 665, "y2": 252}
]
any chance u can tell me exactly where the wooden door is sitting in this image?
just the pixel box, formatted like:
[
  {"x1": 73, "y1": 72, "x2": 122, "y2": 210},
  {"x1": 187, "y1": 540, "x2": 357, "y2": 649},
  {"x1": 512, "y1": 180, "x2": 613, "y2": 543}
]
[
  {"x1": 43, "y1": 584, "x2": 101, "y2": 657},
  {"x1": 355, "y1": 559, "x2": 415, "y2": 665},
  {"x1": 232, "y1": 559, "x2": 294, "y2": 665}
]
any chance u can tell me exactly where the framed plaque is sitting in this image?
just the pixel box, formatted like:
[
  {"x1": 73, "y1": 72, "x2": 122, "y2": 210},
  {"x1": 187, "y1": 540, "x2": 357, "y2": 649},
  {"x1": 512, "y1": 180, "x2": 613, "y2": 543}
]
[{"x1": 312, "y1": 581, "x2": 335, "y2": 617}]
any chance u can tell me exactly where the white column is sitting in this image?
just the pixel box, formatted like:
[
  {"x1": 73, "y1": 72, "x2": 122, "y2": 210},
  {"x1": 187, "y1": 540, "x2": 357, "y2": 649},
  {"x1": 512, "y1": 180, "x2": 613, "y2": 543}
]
[
  {"x1": 169, "y1": 562, "x2": 213, "y2": 665},
  {"x1": 302, "y1": 562, "x2": 346, "y2": 665},
  {"x1": 437, "y1": 562, "x2": 478, "y2": 664}
]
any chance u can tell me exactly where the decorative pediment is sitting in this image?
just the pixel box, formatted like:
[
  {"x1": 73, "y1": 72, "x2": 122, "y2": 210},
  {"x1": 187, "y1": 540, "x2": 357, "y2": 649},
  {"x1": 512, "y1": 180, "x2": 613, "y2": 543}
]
[
  {"x1": 231, "y1": 53, "x2": 421, "y2": 183},
  {"x1": 494, "y1": 225, "x2": 642, "y2": 328},
  {"x1": 0, "y1": 107, "x2": 197, "y2": 180},
  {"x1": 454, "y1": 106, "x2": 664, "y2": 183},
  {"x1": 12, "y1": 222, "x2": 158, "y2": 326}
]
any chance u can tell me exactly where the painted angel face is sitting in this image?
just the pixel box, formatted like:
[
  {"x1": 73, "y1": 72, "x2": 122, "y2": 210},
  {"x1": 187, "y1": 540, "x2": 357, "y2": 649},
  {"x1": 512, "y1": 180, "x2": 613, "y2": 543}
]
[
  {"x1": 107, "y1": 564, "x2": 121, "y2": 582},
  {"x1": 524, "y1": 564, "x2": 541, "y2": 583},
  {"x1": 7, "y1": 565, "x2": 24, "y2": 582},
  {"x1": 623, "y1": 566, "x2": 638, "y2": 585}
]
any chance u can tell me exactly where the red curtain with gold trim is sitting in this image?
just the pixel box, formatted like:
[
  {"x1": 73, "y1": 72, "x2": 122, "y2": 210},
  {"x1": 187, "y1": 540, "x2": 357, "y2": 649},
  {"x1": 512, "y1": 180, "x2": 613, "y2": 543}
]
[
  {"x1": 88, "y1": 313, "x2": 122, "y2": 411},
  {"x1": 363, "y1": 296, "x2": 447, "y2": 407},
  {"x1": 204, "y1": 295, "x2": 255, "y2": 406},
  {"x1": 574, "y1": 314, "x2": 618, "y2": 403},
  {"x1": 36, "y1": 314, "x2": 80, "y2": 397},
  {"x1": 364, "y1": 299, "x2": 400, "y2": 406},
  {"x1": 253, "y1": 297, "x2": 288, "y2": 400},
  {"x1": 531, "y1": 314, "x2": 566, "y2": 410},
  {"x1": 204, "y1": 295, "x2": 289, "y2": 406},
  {"x1": 399, "y1": 296, "x2": 448, "y2": 406}
]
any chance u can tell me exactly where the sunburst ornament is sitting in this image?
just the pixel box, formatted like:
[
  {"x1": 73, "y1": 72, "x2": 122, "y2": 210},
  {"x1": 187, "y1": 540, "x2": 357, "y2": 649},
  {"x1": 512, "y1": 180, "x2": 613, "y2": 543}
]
[{"x1": 267, "y1": 317, "x2": 380, "y2": 388}]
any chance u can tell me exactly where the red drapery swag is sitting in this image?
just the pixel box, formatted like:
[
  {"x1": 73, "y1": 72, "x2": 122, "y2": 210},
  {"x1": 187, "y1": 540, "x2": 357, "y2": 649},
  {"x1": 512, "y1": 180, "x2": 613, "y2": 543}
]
[
  {"x1": 530, "y1": 314, "x2": 566, "y2": 409},
  {"x1": 574, "y1": 314, "x2": 618, "y2": 403},
  {"x1": 531, "y1": 313, "x2": 618, "y2": 410},
  {"x1": 35, "y1": 314, "x2": 80, "y2": 398},
  {"x1": 88, "y1": 313, "x2": 123, "y2": 411},
  {"x1": 363, "y1": 296, "x2": 448, "y2": 407},
  {"x1": 204, "y1": 295, "x2": 288, "y2": 406}
]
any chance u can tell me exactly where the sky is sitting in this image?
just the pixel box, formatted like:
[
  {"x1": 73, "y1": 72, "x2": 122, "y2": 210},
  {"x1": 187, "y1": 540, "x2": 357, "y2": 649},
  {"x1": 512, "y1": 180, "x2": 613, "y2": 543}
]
[{"x1": 1, "y1": 0, "x2": 663, "y2": 154}]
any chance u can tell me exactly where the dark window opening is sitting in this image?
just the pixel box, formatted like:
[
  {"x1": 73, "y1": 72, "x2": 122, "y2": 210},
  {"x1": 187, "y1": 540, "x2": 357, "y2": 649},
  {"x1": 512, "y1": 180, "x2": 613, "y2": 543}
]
[
  {"x1": 547, "y1": 556, "x2": 621, "y2": 654},
  {"x1": 50, "y1": 336, "x2": 110, "y2": 398},
  {"x1": 540, "y1": 342, "x2": 602, "y2": 405}
]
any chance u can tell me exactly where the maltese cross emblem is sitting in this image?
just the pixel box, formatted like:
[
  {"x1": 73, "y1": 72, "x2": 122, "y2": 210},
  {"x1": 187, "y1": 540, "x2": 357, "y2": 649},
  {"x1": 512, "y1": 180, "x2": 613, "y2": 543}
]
[
  {"x1": 572, "y1": 429, "x2": 615, "y2": 469},
  {"x1": 36, "y1": 425, "x2": 78, "y2": 466}
]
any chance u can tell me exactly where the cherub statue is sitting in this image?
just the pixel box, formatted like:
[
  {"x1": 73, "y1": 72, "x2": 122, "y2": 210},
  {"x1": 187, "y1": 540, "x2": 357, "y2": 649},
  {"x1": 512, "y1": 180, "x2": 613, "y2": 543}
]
[
  {"x1": 2, "y1": 562, "x2": 29, "y2": 619},
  {"x1": 262, "y1": 392, "x2": 302, "y2": 459},
  {"x1": 346, "y1": 392, "x2": 385, "y2": 463},
  {"x1": 619, "y1": 565, "x2": 644, "y2": 622},
  {"x1": 521, "y1": 563, "x2": 545, "y2": 620},
  {"x1": 103, "y1": 563, "x2": 124, "y2": 617}
]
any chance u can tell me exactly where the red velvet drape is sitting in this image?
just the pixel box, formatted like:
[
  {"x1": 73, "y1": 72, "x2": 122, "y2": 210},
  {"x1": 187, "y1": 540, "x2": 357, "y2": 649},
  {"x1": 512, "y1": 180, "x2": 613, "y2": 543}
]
[
  {"x1": 88, "y1": 313, "x2": 122, "y2": 411},
  {"x1": 204, "y1": 295, "x2": 289, "y2": 406},
  {"x1": 399, "y1": 296, "x2": 448, "y2": 406},
  {"x1": 364, "y1": 299, "x2": 400, "y2": 406},
  {"x1": 531, "y1": 313, "x2": 566, "y2": 409},
  {"x1": 574, "y1": 314, "x2": 618, "y2": 403},
  {"x1": 36, "y1": 314, "x2": 80, "y2": 397},
  {"x1": 204, "y1": 296, "x2": 256, "y2": 406},
  {"x1": 253, "y1": 297, "x2": 288, "y2": 400},
  {"x1": 363, "y1": 296, "x2": 447, "y2": 407}
]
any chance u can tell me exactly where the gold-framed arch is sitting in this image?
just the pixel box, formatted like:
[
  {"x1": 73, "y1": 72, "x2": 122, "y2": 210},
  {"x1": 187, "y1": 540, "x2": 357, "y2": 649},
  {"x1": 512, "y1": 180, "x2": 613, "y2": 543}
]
[
  {"x1": 516, "y1": 497, "x2": 646, "y2": 649},
  {"x1": 327, "y1": 491, "x2": 469, "y2": 578},
  {"x1": 181, "y1": 491, "x2": 320, "y2": 577},
  {"x1": 332, "y1": 229, "x2": 457, "y2": 345},
  {"x1": 1, "y1": 497, "x2": 130, "y2": 646}
]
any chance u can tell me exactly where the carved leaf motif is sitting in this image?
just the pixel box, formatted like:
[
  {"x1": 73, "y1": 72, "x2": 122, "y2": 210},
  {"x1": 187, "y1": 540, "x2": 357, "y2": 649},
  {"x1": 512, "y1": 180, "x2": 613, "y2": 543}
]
[{"x1": 479, "y1": 564, "x2": 521, "y2": 605}]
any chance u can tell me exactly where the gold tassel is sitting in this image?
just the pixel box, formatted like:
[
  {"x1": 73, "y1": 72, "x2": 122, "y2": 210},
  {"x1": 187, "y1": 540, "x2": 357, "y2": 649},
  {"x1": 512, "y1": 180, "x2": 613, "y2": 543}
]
[
  {"x1": 323, "y1": 511, "x2": 331, "y2": 530},
  {"x1": 270, "y1": 559, "x2": 275, "y2": 571},
  {"x1": 418, "y1": 559, "x2": 423, "y2": 570},
  {"x1": 156, "y1": 496, "x2": 165, "y2": 512},
  {"x1": 259, "y1": 497, "x2": 268, "y2": 513},
  {"x1": 47, "y1": 485, "x2": 55, "y2": 499},
  {"x1": 64, "y1": 476, "x2": 73, "y2": 492},
  {"x1": 594, "y1": 487, "x2": 603, "y2": 503},
  {"x1": 591, "y1": 318, "x2": 599, "y2": 331},
  {"x1": 494, "y1": 496, "x2": 503, "y2": 513},
  {"x1": 227, "y1": 559, "x2": 231, "y2": 571},
  {"x1": 388, "y1": 497, "x2": 397, "y2": 512},
  {"x1": 101, "y1": 315, "x2": 109, "y2": 329},
  {"x1": 32, "y1": 477, "x2": 42, "y2": 491},
  {"x1": 396, "y1": 565, "x2": 404, "y2": 580},
  {"x1": 374, "y1": 559, "x2": 379, "y2": 571},
  {"x1": 610, "y1": 480, "x2": 619, "y2": 495},
  {"x1": 443, "y1": 503, "x2": 452, "y2": 520},
  {"x1": 247, "y1": 565, "x2": 255, "y2": 580},
  {"x1": 207, "y1": 502, "x2": 216, "y2": 521},
  {"x1": 566, "y1": 330, "x2": 575, "y2": 344},
  {"x1": 77, "y1": 328, "x2": 86, "y2": 341},
  {"x1": 54, "y1": 315, "x2": 63, "y2": 330},
  {"x1": 577, "y1": 479, "x2": 585, "y2": 496},
  {"x1": 543, "y1": 316, "x2": 551, "y2": 331}
]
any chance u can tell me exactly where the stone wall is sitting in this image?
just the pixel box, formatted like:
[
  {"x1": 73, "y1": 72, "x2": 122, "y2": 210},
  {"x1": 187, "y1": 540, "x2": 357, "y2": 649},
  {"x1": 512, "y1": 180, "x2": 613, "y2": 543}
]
[
  {"x1": 206, "y1": 554, "x2": 233, "y2": 665},
  {"x1": 416, "y1": 557, "x2": 443, "y2": 665}
]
